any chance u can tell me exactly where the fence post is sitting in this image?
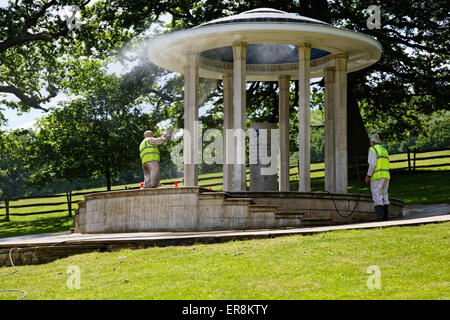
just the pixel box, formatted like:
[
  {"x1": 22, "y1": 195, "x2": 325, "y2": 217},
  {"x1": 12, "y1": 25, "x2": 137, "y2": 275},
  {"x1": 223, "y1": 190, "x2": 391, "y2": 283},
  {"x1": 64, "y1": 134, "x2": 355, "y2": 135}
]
[
  {"x1": 5, "y1": 198, "x2": 10, "y2": 222},
  {"x1": 407, "y1": 149, "x2": 411, "y2": 174},
  {"x1": 66, "y1": 191, "x2": 72, "y2": 218},
  {"x1": 413, "y1": 151, "x2": 417, "y2": 172}
]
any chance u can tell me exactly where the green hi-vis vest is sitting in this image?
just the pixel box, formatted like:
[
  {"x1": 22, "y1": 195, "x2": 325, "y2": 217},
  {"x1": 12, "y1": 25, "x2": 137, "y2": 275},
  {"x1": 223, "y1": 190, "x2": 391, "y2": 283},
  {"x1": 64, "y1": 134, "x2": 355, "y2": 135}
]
[
  {"x1": 369, "y1": 144, "x2": 390, "y2": 181},
  {"x1": 140, "y1": 138, "x2": 160, "y2": 163}
]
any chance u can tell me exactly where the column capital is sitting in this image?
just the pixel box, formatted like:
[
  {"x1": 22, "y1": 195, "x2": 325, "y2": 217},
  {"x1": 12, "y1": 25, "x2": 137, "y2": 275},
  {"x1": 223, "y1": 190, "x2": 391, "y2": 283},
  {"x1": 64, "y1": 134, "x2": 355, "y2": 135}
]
[
  {"x1": 334, "y1": 53, "x2": 348, "y2": 59},
  {"x1": 232, "y1": 42, "x2": 247, "y2": 60},
  {"x1": 186, "y1": 49, "x2": 199, "y2": 55},
  {"x1": 222, "y1": 74, "x2": 233, "y2": 88},
  {"x1": 297, "y1": 44, "x2": 312, "y2": 64},
  {"x1": 232, "y1": 41, "x2": 248, "y2": 47},
  {"x1": 323, "y1": 67, "x2": 335, "y2": 83},
  {"x1": 297, "y1": 43, "x2": 312, "y2": 49},
  {"x1": 278, "y1": 74, "x2": 291, "y2": 80},
  {"x1": 334, "y1": 54, "x2": 348, "y2": 71},
  {"x1": 184, "y1": 51, "x2": 199, "y2": 70},
  {"x1": 278, "y1": 75, "x2": 291, "y2": 90}
]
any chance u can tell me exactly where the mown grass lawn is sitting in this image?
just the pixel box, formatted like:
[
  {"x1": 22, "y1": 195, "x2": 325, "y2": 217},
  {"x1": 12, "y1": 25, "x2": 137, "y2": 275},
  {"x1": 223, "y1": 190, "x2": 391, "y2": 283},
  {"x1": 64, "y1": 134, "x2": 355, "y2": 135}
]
[{"x1": 0, "y1": 222, "x2": 449, "y2": 300}]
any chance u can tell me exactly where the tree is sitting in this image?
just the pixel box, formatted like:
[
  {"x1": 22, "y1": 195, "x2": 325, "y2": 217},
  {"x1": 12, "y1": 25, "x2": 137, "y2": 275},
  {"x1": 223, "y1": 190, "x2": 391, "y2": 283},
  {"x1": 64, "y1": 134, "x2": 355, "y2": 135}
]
[
  {"x1": 27, "y1": 65, "x2": 156, "y2": 191},
  {"x1": 329, "y1": 0, "x2": 449, "y2": 153},
  {"x1": 0, "y1": 0, "x2": 166, "y2": 114},
  {"x1": 0, "y1": 129, "x2": 31, "y2": 199},
  {"x1": 382, "y1": 110, "x2": 450, "y2": 153}
]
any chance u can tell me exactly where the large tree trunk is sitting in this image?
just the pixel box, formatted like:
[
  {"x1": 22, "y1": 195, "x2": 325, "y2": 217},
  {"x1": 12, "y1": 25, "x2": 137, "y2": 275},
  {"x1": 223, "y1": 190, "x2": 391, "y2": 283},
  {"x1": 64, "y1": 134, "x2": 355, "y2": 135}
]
[
  {"x1": 103, "y1": 129, "x2": 112, "y2": 191},
  {"x1": 347, "y1": 74, "x2": 370, "y2": 181},
  {"x1": 105, "y1": 165, "x2": 112, "y2": 191}
]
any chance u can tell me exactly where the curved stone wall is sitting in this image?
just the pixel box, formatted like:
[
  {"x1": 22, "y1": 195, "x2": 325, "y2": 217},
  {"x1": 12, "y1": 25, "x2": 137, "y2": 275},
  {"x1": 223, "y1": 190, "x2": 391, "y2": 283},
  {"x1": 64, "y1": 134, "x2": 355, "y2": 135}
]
[{"x1": 74, "y1": 187, "x2": 404, "y2": 233}]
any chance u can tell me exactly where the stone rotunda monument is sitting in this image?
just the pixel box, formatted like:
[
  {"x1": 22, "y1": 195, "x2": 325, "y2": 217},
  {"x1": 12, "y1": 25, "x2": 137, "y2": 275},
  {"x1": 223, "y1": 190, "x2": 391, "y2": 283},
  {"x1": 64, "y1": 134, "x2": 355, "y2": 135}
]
[{"x1": 74, "y1": 8, "x2": 403, "y2": 233}]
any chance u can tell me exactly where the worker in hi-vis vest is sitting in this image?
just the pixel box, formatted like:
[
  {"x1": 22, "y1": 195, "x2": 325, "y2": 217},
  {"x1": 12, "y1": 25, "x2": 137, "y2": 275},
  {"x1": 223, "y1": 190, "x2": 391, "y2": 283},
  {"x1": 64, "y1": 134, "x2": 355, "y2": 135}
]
[
  {"x1": 365, "y1": 136, "x2": 390, "y2": 221},
  {"x1": 140, "y1": 130, "x2": 166, "y2": 188}
]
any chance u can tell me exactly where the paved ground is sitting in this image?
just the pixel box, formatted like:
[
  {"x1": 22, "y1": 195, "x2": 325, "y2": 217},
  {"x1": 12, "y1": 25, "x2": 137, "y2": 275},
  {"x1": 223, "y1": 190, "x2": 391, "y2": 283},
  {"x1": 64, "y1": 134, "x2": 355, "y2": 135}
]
[
  {"x1": 401, "y1": 203, "x2": 450, "y2": 219},
  {"x1": 1, "y1": 204, "x2": 449, "y2": 249}
]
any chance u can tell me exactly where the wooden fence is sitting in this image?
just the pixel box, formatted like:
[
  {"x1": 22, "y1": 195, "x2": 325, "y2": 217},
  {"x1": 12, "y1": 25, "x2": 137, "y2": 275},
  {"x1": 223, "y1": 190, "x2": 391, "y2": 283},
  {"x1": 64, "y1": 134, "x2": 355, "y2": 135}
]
[
  {"x1": 1, "y1": 148, "x2": 449, "y2": 221},
  {"x1": 344, "y1": 148, "x2": 450, "y2": 180}
]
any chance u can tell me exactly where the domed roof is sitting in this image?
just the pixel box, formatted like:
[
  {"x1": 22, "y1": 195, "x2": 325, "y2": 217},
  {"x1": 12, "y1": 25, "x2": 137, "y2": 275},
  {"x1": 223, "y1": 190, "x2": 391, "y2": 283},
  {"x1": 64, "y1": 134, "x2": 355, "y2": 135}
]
[
  {"x1": 147, "y1": 8, "x2": 382, "y2": 81},
  {"x1": 196, "y1": 8, "x2": 329, "y2": 28}
]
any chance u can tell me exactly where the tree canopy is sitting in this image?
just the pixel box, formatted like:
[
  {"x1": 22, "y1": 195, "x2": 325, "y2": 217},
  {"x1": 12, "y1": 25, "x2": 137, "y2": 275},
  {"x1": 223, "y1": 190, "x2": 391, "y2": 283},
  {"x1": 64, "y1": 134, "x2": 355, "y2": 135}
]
[{"x1": 26, "y1": 62, "x2": 164, "y2": 191}]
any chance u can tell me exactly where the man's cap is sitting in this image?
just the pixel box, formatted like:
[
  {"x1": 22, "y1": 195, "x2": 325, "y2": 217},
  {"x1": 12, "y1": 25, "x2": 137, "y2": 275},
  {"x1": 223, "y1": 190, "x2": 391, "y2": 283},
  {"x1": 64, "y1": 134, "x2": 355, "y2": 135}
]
[
  {"x1": 144, "y1": 130, "x2": 153, "y2": 137},
  {"x1": 370, "y1": 136, "x2": 381, "y2": 143}
]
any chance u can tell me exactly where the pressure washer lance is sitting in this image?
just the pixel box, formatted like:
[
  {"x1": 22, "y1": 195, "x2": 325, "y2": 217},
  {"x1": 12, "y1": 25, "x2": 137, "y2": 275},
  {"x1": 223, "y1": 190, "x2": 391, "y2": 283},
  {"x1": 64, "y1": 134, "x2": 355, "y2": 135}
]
[{"x1": 324, "y1": 182, "x2": 367, "y2": 218}]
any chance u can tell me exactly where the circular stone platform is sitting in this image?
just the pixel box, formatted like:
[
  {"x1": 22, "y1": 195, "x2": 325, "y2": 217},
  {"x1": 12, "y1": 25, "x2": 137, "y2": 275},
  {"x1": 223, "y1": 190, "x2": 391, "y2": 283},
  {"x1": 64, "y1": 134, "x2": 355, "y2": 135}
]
[{"x1": 74, "y1": 187, "x2": 404, "y2": 233}]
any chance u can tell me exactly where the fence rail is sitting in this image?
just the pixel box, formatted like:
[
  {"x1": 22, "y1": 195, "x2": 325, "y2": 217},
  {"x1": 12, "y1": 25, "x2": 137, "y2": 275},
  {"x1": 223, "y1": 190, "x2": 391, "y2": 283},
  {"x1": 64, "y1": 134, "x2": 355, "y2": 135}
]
[{"x1": 1, "y1": 148, "x2": 449, "y2": 221}]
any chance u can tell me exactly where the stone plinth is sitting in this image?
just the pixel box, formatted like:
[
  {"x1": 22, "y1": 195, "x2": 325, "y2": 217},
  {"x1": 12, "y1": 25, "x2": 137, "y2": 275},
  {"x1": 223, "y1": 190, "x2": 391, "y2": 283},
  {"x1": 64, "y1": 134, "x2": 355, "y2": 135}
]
[
  {"x1": 250, "y1": 123, "x2": 278, "y2": 192},
  {"x1": 74, "y1": 187, "x2": 404, "y2": 233}
]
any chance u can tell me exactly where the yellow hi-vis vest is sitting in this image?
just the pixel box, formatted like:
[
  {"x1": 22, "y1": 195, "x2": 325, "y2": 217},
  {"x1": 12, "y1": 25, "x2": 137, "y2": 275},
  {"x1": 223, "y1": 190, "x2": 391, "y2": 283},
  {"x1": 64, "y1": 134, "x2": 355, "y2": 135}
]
[
  {"x1": 369, "y1": 144, "x2": 390, "y2": 181},
  {"x1": 140, "y1": 138, "x2": 160, "y2": 163}
]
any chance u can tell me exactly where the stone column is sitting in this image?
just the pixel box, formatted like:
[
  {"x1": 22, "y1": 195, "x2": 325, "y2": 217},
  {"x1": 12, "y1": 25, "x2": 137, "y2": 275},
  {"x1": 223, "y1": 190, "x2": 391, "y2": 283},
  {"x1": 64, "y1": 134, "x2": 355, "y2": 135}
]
[
  {"x1": 223, "y1": 74, "x2": 233, "y2": 191},
  {"x1": 278, "y1": 75, "x2": 291, "y2": 191},
  {"x1": 183, "y1": 52, "x2": 199, "y2": 187},
  {"x1": 232, "y1": 42, "x2": 247, "y2": 192},
  {"x1": 334, "y1": 54, "x2": 348, "y2": 193},
  {"x1": 324, "y1": 67, "x2": 336, "y2": 193},
  {"x1": 297, "y1": 43, "x2": 311, "y2": 192}
]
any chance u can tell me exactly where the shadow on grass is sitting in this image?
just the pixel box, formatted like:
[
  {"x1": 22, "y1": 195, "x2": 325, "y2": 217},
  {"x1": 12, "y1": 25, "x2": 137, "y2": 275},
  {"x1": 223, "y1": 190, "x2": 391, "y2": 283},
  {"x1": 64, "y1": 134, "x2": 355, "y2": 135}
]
[{"x1": 0, "y1": 215, "x2": 73, "y2": 239}]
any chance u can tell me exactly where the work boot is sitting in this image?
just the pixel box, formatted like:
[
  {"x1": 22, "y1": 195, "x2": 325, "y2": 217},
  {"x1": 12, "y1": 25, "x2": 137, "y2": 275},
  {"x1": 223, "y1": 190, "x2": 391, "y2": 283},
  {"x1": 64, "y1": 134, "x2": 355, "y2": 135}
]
[
  {"x1": 383, "y1": 205, "x2": 389, "y2": 220},
  {"x1": 370, "y1": 206, "x2": 384, "y2": 221}
]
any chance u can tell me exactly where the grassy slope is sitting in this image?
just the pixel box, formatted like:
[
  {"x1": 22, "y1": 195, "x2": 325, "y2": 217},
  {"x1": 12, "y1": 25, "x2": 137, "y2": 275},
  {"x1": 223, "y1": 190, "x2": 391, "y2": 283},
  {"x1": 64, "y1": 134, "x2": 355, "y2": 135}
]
[
  {"x1": 0, "y1": 150, "x2": 449, "y2": 238},
  {"x1": 0, "y1": 222, "x2": 449, "y2": 300}
]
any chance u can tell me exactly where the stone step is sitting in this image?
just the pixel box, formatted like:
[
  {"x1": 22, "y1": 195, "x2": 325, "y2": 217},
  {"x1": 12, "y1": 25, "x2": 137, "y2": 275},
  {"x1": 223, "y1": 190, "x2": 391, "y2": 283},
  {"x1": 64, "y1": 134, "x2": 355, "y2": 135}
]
[
  {"x1": 198, "y1": 192, "x2": 229, "y2": 200},
  {"x1": 223, "y1": 198, "x2": 255, "y2": 206},
  {"x1": 301, "y1": 218, "x2": 333, "y2": 226},
  {"x1": 275, "y1": 211, "x2": 305, "y2": 219},
  {"x1": 248, "y1": 205, "x2": 278, "y2": 213}
]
